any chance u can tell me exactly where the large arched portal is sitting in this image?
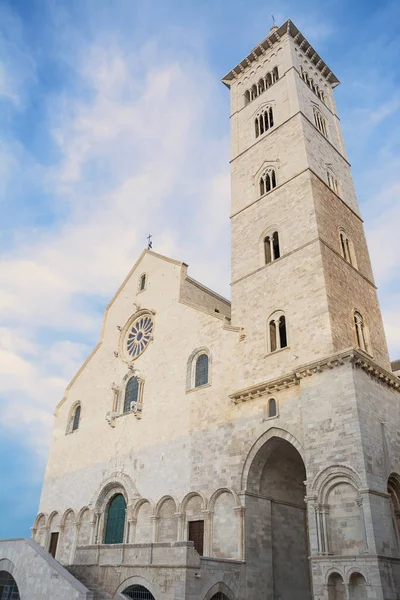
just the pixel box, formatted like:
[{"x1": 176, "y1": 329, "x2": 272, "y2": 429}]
[
  {"x1": 0, "y1": 571, "x2": 20, "y2": 600},
  {"x1": 244, "y1": 436, "x2": 311, "y2": 600}
]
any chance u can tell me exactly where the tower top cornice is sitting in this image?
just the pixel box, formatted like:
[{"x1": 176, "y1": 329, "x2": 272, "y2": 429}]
[{"x1": 221, "y1": 19, "x2": 340, "y2": 88}]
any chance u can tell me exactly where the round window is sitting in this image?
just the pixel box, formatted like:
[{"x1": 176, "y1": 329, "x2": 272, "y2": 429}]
[{"x1": 125, "y1": 315, "x2": 154, "y2": 359}]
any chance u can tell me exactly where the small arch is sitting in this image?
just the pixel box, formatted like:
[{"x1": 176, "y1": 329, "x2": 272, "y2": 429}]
[
  {"x1": 327, "y1": 572, "x2": 346, "y2": 600},
  {"x1": 266, "y1": 72, "x2": 272, "y2": 87},
  {"x1": 251, "y1": 84, "x2": 258, "y2": 100},
  {"x1": 310, "y1": 464, "x2": 363, "y2": 503},
  {"x1": 272, "y1": 66, "x2": 279, "y2": 82},
  {"x1": 60, "y1": 508, "x2": 76, "y2": 529},
  {"x1": 154, "y1": 495, "x2": 178, "y2": 517},
  {"x1": 180, "y1": 491, "x2": 207, "y2": 513},
  {"x1": 244, "y1": 90, "x2": 250, "y2": 106},
  {"x1": 132, "y1": 497, "x2": 155, "y2": 519},
  {"x1": 259, "y1": 167, "x2": 277, "y2": 197},
  {"x1": 33, "y1": 512, "x2": 47, "y2": 529},
  {"x1": 209, "y1": 487, "x2": 240, "y2": 511},
  {"x1": 348, "y1": 572, "x2": 367, "y2": 599},
  {"x1": 115, "y1": 576, "x2": 160, "y2": 600},
  {"x1": 122, "y1": 586, "x2": 155, "y2": 600},
  {"x1": 258, "y1": 78, "x2": 265, "y2": 94},
  {"x1": 313, "y1": 106, "x2": 328, "y2": 137},
  {"x1": 90, "y1": 473, "x2": 135, "y2": 511},
  {"x1": 203, "y1": 582, "x2": 237, "y2": 600}
]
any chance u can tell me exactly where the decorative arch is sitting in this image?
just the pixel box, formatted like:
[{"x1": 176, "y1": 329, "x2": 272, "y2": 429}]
[
  {"x1": 180, "y1": 491, "x2": 207, "y2": 513},
  {"x1": 132, "y1": 498, "x2": 155, "y2": 519},
  {"x1": 241, "y1": 427, "x2": 304, "y2": 490},
  {"x1": 209, "y1": 488, "x2": 240, "y2": 512},
  {"x1": 310, "y1": 464, "x2": 363, "y2": 504},
  {"x1": 48, "y1": 511, "x2": 60, "y2": 530},
  {"x1": 345, "y1": 568, "x2": 369, "y2": 585},
  {"x1": 154, "y1": 495, "x2": 178, "y2": 517},
  {"x1": 66, "y1": 401, "x2": 81, "y2": 434},
  {"x1": 60, "y1": 508, "x2": 76, "y2": 529},
  {"x1": 267, "y1": 309, "x2": 288, "y2": 353},
  {"x1": 325, "y1": 567, "x2": 345, "y2": 584},
  {"x1": 202, "y1": 582, "x2": 237, "y2": 600},
  {"x1": 186, "y1": 347, "x2": 211, "y2": 391},
  {"x1": 353, "y1": 309, "x2": 370, "y2": 355},
  {"x1": 90, "y1": 472, "x2": 138, "y2": 510},
  {"x1": 33, "y1": 512, "x2": 47, "y2": 529},
  {"x1": 259, "y1": 225, "x2": 282, "y2": 266}
]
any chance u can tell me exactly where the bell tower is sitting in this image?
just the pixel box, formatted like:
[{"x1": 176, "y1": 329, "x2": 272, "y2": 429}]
[{"x1": 222, "y1": 20, "x2": 391, "y2": 385}]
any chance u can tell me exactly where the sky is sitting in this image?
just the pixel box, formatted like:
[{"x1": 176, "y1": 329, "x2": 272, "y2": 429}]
[{"x1": 0, "y1": 0, "x2": 399, "y2": 539}]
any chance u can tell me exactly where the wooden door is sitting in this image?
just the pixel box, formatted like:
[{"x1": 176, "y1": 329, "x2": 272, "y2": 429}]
[
  {"x1": 49, "y1": 532, "x2": 59, "y2": 558},
  {"x1": 188, "y1": 520, "x2": 204, "y2": 556}
]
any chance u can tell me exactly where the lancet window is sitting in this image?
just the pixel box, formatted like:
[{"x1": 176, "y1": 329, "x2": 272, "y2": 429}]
[
  {"x1": 264, "y1": 231, "x2": 280, "y2": 264},
  {"x1": 313, "y1": 107, "x2": 328, "y2": 137},
  {"x1": 327, "y1": 169, "x2": 339, "y2": 193},
  {"x1": 268, "y1": 398, "x2": 277, "y2": 418},
  {"x1": 244, "y1": 66, "x2": 279, "y2": 105},
  {"x1": 139, "y1": 273, "x2": 147, "y2": 291},
  {"x1": 66, "y1": 402, "x2": 81, "y2": 434},
  {"x1": 268, "y1": 311, "x2": 288, "y2": 353},
  {"x1": 354, "y1": 311, "x2": 369, "y2": 354},
  {"x1": 255, "y1": 107, "x2": 274, "y2": 138},
  {"x1": 123, "y1": 376, "x2": 142, "y2": 413},
  {"x1": 300, "y1": 66, "x2": 326, "y2": 104},
  {"x1": 195, "y1": 354, "x2": 209, "y2": 388},
  {"x1": 339, "y1": 229, "x2": 356, "y2": 267},
  {"x1": 259, "y1": 168, "x2": 277, "y2": 196}
]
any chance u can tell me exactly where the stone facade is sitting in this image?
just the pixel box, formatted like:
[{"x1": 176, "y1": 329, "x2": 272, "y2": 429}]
[{"x1": 2, "y1": 18, "x2": 400, "y2": 600}]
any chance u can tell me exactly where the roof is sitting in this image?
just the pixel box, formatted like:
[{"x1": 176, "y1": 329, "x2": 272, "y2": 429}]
[
  {"x1": 221, "y1": 19, "x2": 340, "y2": 88},
  {"x1": 391, "y1": 359, "x2": 400, "y2": 373}
]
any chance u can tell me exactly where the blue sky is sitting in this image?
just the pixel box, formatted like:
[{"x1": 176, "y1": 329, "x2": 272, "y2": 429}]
[{"x1": 0, "y1": 0, "x2": 399, "y2": 539}]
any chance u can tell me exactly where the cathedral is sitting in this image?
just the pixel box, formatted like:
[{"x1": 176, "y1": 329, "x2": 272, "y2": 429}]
[{"x1": 1, "y1": 19, "x2": 400, "y2": 600}]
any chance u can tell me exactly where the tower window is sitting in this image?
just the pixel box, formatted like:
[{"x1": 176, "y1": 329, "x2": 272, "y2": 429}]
[
  {"x1": 195, "y1": 354, "x2": 209, "y2": 388},
  {"x1": 354, "y1": 311, "x2": 369, "y2": 354},
  {"x1": 268, "y1": 311, "x2": 288, "y2": 353},
  {"x1": 259, "y1": 168, "x2": 277, "y2": 196},
  {"x1": 243, "y1": 67, "x2": 279, "y2": 106},
  {"x1": 327, "y1": 169, "x2": 339, "y2": 194},
  {"x1": 313, "y1": 107, "x2": 328, "y2": 137},
  {"x1": 123, "y1": 376, "x2": 141, "y2": 413},
  {"x1": 339, "y1": 229, "x2": 356, "y2": 267},
  {"x1": 300, "y1": 67, "x2": 326, "y2": 104},
  {"x1": 264, "y1": 231, "x2": 280, "y2": 264},
  {"x1": 268, "y1": 398, "x2": 277, "y2": 418},
  {"x1": 139, "y1": 273, "x2": 147, "y2": 291},
  {"x1": 255, "y1": 107, "x2": 274, "y2": 139}
]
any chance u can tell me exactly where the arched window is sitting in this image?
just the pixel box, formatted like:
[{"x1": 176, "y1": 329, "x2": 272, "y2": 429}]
[
  {"x1": 195, "y1": 354, "x2": 209, "y2": 387},
  {"x1": 67, "y1": 403, "x2": 81, "y2": 434},
  {"x1": 244, "y1": 90, "x2": 251, "y2": 106},
  {"x1": 255, "y1": 107, "x2": 274, "y2": 139},
  {"x1": 268, "y1": 398, "x2": 277, "y2": 418},
  {"x1": 123, "y1": 376, "x2": 140, "y2": 413},
  {"x1": 268, "y1": 312, "x2": 288, "y2": 353},
  {"x1": 266, "y1": 72, "x2": 272, "y2": 87},
  {"x1": 123, "y1": 586, "x2": 155, "y2": 600},
  {"x1": 104, "y1": 494, "x2": 126, "y2": 544},
  {"x1": 339, "y1": 229, "x2": 355, "y2": 267},
  {"x1": 258, "y1": 79, "x2": 265, "y2": 94},
  {"x1": 313, "y1": 107, "x2": 328, "y2": 137},
  {"x1": 259, "y1": 168, "x2": 277, "y2": 196},
  {"x1": 327, "y1": 169, "x2": 339, "y2": 193},
  {"x1": 251, "y1": 84, "x2": 258, "y2": 100},
  {"x1": 264, "y1": 231, "x2": 280, "y2": 264},
  {"x1": 139, "y1": 273, "x2": 146, "y2": 291},
  {"x1": 354, "y1": 311, "x2": 369, "y2": 354},
  {"x1": 0, "y1": 571, "x2": 20, "y2": 600},
  {"x1": 72, "y1": 405, "x2": 81, "y2": 431},
  {"x1": 272, "y1": 66, "x2": 279, "y2": 82}
]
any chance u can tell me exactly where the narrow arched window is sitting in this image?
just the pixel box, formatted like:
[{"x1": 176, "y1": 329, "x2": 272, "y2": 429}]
[
  {"x1": 259, "y1": 168, "x2": 277, "y2": 197},
  {"x1": 268, "y1": 311, "x2": 288, "y2": 353},
  {"x1": 339, "y1": 229, "x2": 355, "y2": 267},
  {"x1": 266, "y1": 72, "x2": 272, "y2": 87},
  {"x1": 255, "y1": 107, "x2": 274, "y2": 139},
  {"x1": 255, "y1": 118, "x2": 260, "y2": 138},
  {"x1": 264, "y1": 231, "x2": 280, "y2": 265},
  {"x1": 314, "y1": 107, "x2": 328, "y2": 137},
  {"x1": 104, "y1": 494, "x2": 126, "y2": 544},
  {"x1": 272, "y1": 66, "x2": 279, "y2": 82},
  {"x1": 124, "y1": 376, "x2": 140, "y2": 413},
  {"x1": 195, "y1": 354, "x2": 209, "y2": 387},
  {"x1": 140, "y1": 274, "x2": 146, "y2": 291},
  {"x1": 327, "y1": 170, "x2": 339, "y2": 193},
  {"x1": 244, "y1": 90, "x2": 251, "y2": 105},
  {"x1": 258, "y1": 79, "x2": 265, "y2": 94},
  {"x1": 268, "y1": 398, "x2": 277, "y2": 418},
  {"x1": 251, "y1": 84, "x2": 258, "y2": 99},
  {"x1": 354, "y1": 311, "x2": 368, "y2": 353},
  {"x1": 72, "y1": 405, "x2": 81, "y2": 431}
]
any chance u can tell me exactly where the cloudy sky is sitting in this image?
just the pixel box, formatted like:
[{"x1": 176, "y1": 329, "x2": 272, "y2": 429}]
[{"x1": 0, "y1": 0, "x2": 399, "y2": 539}]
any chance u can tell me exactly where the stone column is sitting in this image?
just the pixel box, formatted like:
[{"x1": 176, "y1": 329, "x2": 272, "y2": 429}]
[
  {"x1": 175, "y1": 512, "x2": 184, "y2": 541},
  {"x1": 69, "y1": 521, "x2": 79, "y2": 565},
  {"x1": 202, "y1": 509, "x2": 213, "y2": 557},
  {"x1": 234, "y1": 506, "x2": 245, "y2": 560},
  {"x1": 151, "y1": 516, "x2": 160, "y2": 543},
  {"x1": 90, "y1": 511, "x2": 100, "y2": 545},
  {"x1": 127, "y1": 517, "x2": 137, "y2": 543}
]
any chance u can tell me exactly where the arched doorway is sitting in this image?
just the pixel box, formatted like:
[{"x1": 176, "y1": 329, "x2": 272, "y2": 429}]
[
  {"x1": 0, "y1": 571, "x2": 20, "y2": 600},
  {"x1": 244, "y1": 436, "x2": 311, "y2": 600},
  {"x1": 122, "y1": 585, "x2": 155, "y2": 599},
  {"x1": 104, "y1": 493, "x2": 126, "y2": 544},
  {"x1": 349, "y1": 572, "x2": 367, "y2": 600},
  {"x1": 327, "y1": 572, "x2": 345, "y2": 600}
]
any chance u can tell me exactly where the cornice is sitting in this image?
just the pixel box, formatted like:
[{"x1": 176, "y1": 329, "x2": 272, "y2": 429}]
[
  {"x1": 229, "y1": 349, "x2": 400, "y2": 404},
  {"x1": 221, "y1": 19, "x2": 339, "y2": 89}
]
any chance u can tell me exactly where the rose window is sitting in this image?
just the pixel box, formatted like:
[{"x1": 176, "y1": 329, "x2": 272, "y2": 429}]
[{"x1": 126, "y1": 315, "x2": 153, "y2": 359}]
